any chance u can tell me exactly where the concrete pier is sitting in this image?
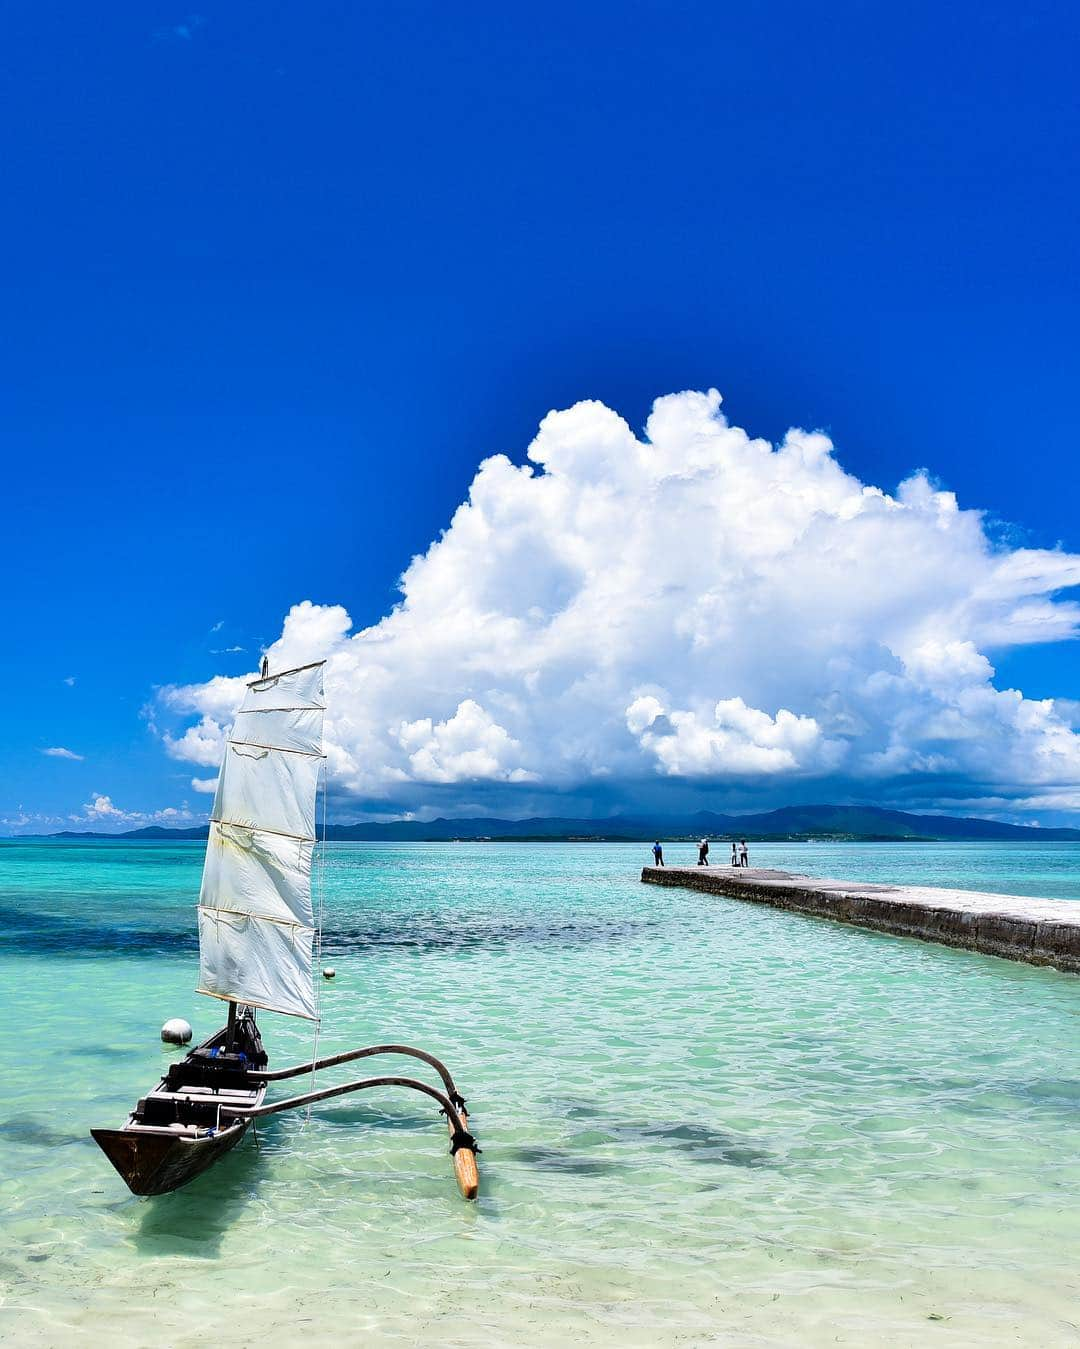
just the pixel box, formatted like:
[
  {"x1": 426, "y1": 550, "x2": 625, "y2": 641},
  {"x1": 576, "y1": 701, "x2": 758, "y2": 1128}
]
[{"x1": 641, "y1": 866, "x2": 1080, "y2": 973}]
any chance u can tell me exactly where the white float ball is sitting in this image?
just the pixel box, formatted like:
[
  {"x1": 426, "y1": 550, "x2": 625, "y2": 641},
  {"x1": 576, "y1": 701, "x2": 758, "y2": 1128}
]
[
  {"x1": 161, "y1": 1017, "x2": 193, "y2": 1045},
  {"x1": 322, "y1": 968, "x2": 336, "y2": 980}
]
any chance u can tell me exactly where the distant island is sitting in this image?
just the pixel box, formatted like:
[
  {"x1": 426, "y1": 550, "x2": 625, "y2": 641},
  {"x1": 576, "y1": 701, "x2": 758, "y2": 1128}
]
[{"x1": 49, "y1": 804, "x2": 1080, "y2": 842}]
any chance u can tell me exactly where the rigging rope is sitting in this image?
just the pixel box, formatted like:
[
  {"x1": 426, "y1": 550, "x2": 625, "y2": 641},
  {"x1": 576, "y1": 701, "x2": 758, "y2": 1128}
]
[{"x1": 306, "y1": 754, "x2": 329, "y2": 1124}]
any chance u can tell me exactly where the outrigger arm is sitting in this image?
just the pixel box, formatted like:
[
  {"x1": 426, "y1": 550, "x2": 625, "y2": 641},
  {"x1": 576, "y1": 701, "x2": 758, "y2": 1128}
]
[
  {"x1": 239, "y1": 1044, "x2": 480, "y2": 1199},
  {"x1": 250, "y1": 1043, "x2": 465, "y2": 1103}
]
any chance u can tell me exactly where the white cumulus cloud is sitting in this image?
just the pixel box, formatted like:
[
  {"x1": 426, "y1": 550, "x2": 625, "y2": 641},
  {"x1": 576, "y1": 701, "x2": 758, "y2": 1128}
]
[
  {"x1": 82, "y1": 794, "x2": 124, "y2": 819},
  {"x1": 398, "y1": 699, "x2": 539, "y2": 784},
  {"x1": 163, "y1": 714, "x2": 228, "y2": 767},
  {"x1": 69, "y1": 794, "x2": 199, "y2": 830},
  {"x1": 157, "y1": 389, "x2": 1080, "y2": 818},
  {"x1": 626, "y1": 695, "x2": 829, "y2": 776}
]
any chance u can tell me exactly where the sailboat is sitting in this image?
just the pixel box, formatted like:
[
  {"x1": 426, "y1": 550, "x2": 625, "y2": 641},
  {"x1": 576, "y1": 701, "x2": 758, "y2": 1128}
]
[{"x1": 92, "y1": 660, "x2": 479, "y2": 1199}]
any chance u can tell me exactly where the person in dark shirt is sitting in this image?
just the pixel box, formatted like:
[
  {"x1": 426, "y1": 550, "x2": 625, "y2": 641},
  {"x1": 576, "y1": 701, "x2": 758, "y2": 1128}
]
[{"x1": 697, "y1": 838, "x2": 709, "y2": 865}]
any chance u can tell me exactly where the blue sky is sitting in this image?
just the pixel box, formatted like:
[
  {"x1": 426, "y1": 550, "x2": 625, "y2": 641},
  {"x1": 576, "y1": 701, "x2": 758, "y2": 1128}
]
[{"x1": 4, "y1": 1, "x2": 1080, "y2": 832}]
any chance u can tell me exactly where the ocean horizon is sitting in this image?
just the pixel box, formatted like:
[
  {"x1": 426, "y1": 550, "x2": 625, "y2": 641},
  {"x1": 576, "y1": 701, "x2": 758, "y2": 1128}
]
[{"x1": 2, "y1": 838, "x2": 1078, "y2": 1345}]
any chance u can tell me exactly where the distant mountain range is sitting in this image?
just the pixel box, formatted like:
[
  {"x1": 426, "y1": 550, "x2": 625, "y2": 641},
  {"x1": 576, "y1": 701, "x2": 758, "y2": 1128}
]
[{"x1": 50, "y1": 804, "x2": 1080, "y2": 842}]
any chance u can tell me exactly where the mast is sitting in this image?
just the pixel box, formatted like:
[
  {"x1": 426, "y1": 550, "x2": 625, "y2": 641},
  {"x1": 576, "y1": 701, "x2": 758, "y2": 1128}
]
[{"x1": 196, "y1": 660, "x2": 326, "y2": 1022}]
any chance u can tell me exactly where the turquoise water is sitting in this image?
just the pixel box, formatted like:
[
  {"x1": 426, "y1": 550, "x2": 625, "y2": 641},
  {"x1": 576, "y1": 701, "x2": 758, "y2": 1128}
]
[{"x1": 1, "y1": 839, "x2": 1078, "y2": 1346}]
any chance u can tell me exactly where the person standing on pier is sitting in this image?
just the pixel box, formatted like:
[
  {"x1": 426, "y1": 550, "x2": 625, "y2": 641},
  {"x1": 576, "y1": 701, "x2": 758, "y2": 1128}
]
[
  {"x1": 730, "y1": 841, "x2": 739, "y2": 867},
  {"x1": 739, "y1": 839, "x2": 749, "y2": 868},
  {"x1": 698, "y1": 838, "x2": 710, "y2": 866},
  {"x1": 652, "y1": 841, "x2": 664, "y2": 867}
]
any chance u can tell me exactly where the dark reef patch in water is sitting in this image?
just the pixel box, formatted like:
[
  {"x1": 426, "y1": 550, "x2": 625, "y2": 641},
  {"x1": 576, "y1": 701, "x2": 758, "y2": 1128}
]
[
  {"x1": 513, "y1": 1124, "x2": 771, "y2": 1174},
  {"x1": 991, "y1": 1077, "x2": 1080, "y2": 1117},
  {"x1": 631, "y1": 1121, "x2": 773, "y2": 1167},
  {"x1": 510, "y1": 1146, "x2": 616, "y2": 1176},
  {"x1": 548, "y1": 1096, "x2": 606, "y2": 1120},
  {"x1": 547, "y1": 1097, "x2": 774, "y2": 1168},
  {"x1": 76, "y1": 1043, "x2": 140, "y2": 1060},
  {"x1": 302, "y1": 1103, "x2": 432, "y2": 1132},
  {"x1": 0, "y1": 904, "x2": 196, "y2": 958},
  {"x1": 1, "y1": 904, "x2": 658, "y2": 959},
  {"x1": 902, "y1": 1073, "x2": 1080, "y2": 1121},
  {"x1": 1, "y1": 1115, "x2": 85, "y2": 1148},
  {"x1": 325, "y1": 913, "x2": 659, "y2": 956}
]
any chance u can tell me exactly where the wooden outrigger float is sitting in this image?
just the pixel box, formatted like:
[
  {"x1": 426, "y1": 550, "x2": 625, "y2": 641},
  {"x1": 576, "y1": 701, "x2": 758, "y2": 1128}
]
[{"x1": 92, "y1": 661, "x2": 480, "y2": 1200}]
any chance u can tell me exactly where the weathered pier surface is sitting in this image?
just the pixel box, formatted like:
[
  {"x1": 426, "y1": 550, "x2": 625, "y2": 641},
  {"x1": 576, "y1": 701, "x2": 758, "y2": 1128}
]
[{"x1": 641, "y1": 866, "x2": 1080, "y2": 973}]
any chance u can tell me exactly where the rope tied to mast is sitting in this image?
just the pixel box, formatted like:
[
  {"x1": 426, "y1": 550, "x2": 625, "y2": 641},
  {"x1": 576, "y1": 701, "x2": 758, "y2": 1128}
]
[{"x1": 305, "y1": 751, "x2": 329, "y2": 1124}]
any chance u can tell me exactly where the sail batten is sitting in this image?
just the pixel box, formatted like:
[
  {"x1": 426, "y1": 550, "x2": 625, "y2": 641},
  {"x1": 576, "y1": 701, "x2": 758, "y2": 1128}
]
[
  {"x1": 211, "y1": 744, "x2": 320, "y2": 841},
  {"x1": 197, "y1": 660, "x2": 325, "y2": 1020},
  {"x1": 231, "y1": 706, "x2": 324, "y2": 755},
  {"x1": 225, "y1": 741, "x2": 324, "y2": 758},
  {"x1": 209, "y1": 821, "x2": 317, "y2": 844}
]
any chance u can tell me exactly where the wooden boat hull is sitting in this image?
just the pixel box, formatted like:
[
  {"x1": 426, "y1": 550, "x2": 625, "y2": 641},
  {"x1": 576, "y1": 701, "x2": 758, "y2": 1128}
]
[
  {"x1": 92, "y1": 1011, "x2": 267, "y2": 1196},
  {"x1": 90, "y1": 1120, "x2": 250, "y2": 1196}
]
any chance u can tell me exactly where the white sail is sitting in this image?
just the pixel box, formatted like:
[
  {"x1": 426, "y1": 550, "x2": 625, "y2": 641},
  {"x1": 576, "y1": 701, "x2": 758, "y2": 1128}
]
[{"x1": 196, "y1": 661, "x2": 325, "y2": 1019}]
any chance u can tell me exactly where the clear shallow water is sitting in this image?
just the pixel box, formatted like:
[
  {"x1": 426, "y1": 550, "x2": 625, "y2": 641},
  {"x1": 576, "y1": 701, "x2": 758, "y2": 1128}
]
[
  {"x1": 1, "y1": 839, "x2": 1078, "y2": 1347},
  {"x1": 734, "y1": 838, "x2": 1080, "y2": 902}
]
